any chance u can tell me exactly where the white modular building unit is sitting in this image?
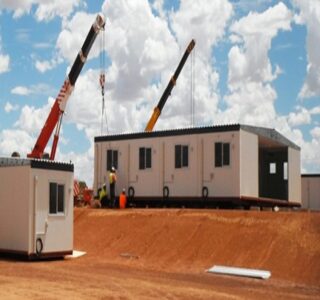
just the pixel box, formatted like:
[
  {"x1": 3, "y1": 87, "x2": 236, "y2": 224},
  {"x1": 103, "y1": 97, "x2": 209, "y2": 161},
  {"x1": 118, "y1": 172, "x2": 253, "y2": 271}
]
[
  {"x1": 0, "y1": 158, "x2": 74, "y2": 259},
  {"x1": 301, "y1": 174, "x2": 320, "y2": 211},
  {"x1": 94, "y1": 124, "x2": 301, "y2": 208}
]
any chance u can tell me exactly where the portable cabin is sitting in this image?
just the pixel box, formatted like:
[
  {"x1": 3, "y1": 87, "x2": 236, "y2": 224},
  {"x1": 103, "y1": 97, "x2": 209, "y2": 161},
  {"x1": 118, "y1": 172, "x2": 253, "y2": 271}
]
[
  {"x1": 0, "y1": 158, "x2": 74, "y2": 259},
  {"x1": 301, "y1": 174, "x2": 320, "y2": 211},
  {"x1": 94, "y1": 124, "x2": 301, "y2": 209}
]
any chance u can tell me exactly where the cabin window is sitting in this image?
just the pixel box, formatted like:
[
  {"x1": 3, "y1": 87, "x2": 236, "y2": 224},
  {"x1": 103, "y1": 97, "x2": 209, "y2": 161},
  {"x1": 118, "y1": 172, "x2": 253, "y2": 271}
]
[
  {"x1": 269, "y1": 162, "x2": 276, "y2": 174},
  {"x1": 175, "y1": 145, "x2": 188, "y2": 168},
  {"x1": 49, "y1": 182, "x2": 65, "y2": 214},
  {"x1": 283, "y1": 162, "x2": 288, "y2": 180},
  {"x1": 107, "y1": 149, "x2": 118, "y2": 171},
  {"x1": 139, "y1": 147, "x2": 152, "y2": 170},
  {"x1": 215, "y1": 142, "x2": 230, "y2": 167}
]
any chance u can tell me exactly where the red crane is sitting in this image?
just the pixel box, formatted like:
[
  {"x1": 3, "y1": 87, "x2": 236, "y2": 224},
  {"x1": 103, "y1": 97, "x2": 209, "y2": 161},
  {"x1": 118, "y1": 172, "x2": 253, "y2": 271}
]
[{"x1": 28, "y1": 14, "x2": 105, "y2": 160}]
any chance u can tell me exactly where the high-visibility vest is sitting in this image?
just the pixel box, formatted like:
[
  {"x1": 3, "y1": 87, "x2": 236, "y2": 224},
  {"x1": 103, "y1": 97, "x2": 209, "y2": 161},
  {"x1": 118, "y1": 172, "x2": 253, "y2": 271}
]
[
  {"x1": 109, "y1": 172, "x2": 117, "y2": 184},
  {"x1": 99, "y1": 188, "x2": 107, "y2": 201}
]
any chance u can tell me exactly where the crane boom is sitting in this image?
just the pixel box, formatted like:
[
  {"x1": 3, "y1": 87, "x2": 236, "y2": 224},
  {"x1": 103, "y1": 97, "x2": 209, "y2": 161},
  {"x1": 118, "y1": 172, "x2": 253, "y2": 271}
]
[
  {"x1": 145, "y1": 39, "x2": 195, "y2": 132},
  {"x1": 28, "y1": 14, "x2": 105, "y2": 160}
]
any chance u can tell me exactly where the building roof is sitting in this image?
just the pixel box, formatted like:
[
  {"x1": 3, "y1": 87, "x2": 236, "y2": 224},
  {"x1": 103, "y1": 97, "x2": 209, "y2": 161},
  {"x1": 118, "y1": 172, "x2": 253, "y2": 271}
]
[
  {"x1": 94, "y1": 124, "x2": 300, "y2": 150},
  {"x1": 0, "y1": 157, "x2": 74, "y2": 172}
]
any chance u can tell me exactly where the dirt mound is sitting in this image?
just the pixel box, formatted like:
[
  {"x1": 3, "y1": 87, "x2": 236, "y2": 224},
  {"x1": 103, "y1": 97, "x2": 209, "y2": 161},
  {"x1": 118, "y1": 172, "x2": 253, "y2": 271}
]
[{"x1": 74, "y1": 208, "x2": 320, "y2": 287}]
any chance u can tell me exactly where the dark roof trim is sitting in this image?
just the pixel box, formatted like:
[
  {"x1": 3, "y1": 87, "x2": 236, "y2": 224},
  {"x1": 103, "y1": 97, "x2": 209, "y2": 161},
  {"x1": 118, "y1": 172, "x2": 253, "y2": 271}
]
[
  {"x1": 95, "y1": 124, "x2": 300, "y2": 150},
  {"x1": 30, "y1": 159, "x2": 74, "y2": 172},
  {"x1": 0, "y1": 157, "x2": 73, "y2": 172},
  {"x1": 95, "y1": 124, "x2": 241, "y2": 142},
  {"x1": 301, "y1": 174, "x2": 320, "y2": 178}
]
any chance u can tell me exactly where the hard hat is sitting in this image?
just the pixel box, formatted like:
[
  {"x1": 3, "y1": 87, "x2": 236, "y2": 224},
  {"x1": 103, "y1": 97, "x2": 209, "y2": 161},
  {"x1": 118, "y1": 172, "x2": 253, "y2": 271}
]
[{"x1": 111, "y1": 166, "x2": 115, "y2": 171}]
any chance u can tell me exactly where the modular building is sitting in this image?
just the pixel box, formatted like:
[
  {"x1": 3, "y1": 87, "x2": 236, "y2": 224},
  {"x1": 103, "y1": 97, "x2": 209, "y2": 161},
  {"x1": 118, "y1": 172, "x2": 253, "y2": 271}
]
[
  {"x1": 301, "y1": 174, "x2": 320, "y2": 211},
  {"x1": 94, "y1": 124, "x2": 301, "y2": 208},
  {"x1": 0, "y1": 158, "x2": 74, "y2": 259}
]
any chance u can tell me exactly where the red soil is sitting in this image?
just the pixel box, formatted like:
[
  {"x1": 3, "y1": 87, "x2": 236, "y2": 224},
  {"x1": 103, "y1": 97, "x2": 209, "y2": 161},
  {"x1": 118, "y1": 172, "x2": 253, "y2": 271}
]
[{"x1": 1, "y1": 208, "x2": 319, "y2": 299}]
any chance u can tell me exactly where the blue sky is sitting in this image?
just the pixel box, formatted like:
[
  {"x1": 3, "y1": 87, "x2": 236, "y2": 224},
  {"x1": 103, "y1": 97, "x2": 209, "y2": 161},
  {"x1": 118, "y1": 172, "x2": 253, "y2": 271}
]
[{"x1": 0, "y1": 0, "x2": 319, "y2": 185}]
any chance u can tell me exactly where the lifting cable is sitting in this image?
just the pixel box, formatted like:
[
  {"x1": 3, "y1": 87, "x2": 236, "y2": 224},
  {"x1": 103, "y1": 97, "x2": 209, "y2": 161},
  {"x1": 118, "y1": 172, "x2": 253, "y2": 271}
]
[
  {"x1": 99, "y1": 26, "x2": 108, "y2": 135},
  {"x1": 190, "y1": 44, "x2": 195, "y2": 127}
]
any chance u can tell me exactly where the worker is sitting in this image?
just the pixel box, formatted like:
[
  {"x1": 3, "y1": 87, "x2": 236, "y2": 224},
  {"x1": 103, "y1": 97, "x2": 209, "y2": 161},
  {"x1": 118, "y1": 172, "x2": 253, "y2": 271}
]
[
  {"x1": 99, "y1": 184, "x2": 108, "y2": 208},
  {"x1": 119, "y1": 188, "x2": 127, "y2": 209},
  {"x1": 109, "y1": 166, "x2": 117, "y2": 208}
]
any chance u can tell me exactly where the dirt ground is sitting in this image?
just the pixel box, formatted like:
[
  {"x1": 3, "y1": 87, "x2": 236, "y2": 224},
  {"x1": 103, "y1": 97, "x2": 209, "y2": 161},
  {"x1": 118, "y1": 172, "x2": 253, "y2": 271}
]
[{"x1": 1, "y1": 208, "x2": 320, "y2": 299}]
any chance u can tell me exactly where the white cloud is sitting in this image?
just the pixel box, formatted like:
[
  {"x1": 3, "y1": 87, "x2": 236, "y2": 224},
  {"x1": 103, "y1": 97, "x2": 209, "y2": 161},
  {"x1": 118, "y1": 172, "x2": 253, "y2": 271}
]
[
  {"x1": 11, "y1": 83, "x2": 56, "y2": 96},
  {"x1": 11, "y1": 86, "x2": 31, "y2": 96},
  {"x1": 169, "y1": 0, "x2": 233, "y2": 57},
  {"x1": 310, "y1": 106, "x2": 320, "y2": 115},
  {"x1": 0, "y1": 54, "x2": 10, "y2": 73},
  {"x1": 228, "y1": 2, "x2": 292, "y2": 89},
  {"x1": 34, "y1": 0, "x2": 82, "y2": 22},
  {"x1": 14, "y1": 97, "x2": 54, "y2": 136},
  {"x1": 0, "y1": 129, "x2": 34, "y2": 157},
  {"x1": 220, "y1": 2, "x2": 292, "y2": 127},
  {"x1": 0, "y1": 36, "x2": 10, "y2": 73},
  {"x1": 287, "y1": 107, "x2": 311, "y2": 127},
  {"x1": 0, "y1": 0, "x2": 81, "y2": 20},
  {"x1": 4, "y1": 102, "x2": 19, "y2": 113},
  {"x1": 35, "y1": 59, "x2": 58, "y2": 73},
  {"x1": 294, "y1": 0, "x2": 320, "y2": 98},
  {"x1": 311, "y1": 127, "x2": 320, "y2": 139}
]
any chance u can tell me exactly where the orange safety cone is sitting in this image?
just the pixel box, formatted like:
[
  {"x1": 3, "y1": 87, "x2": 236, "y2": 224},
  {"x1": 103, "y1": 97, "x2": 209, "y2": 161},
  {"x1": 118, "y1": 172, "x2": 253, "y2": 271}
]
[{"x1": 119, "y1": 189, "x2": 127, "y2": 209}]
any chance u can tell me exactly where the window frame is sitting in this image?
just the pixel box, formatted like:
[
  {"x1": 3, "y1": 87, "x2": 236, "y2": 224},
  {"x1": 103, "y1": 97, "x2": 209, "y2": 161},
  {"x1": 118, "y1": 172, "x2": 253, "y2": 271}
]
[
  {"x1": 49, "y1": 182, "x2": 65, "y2": 215},
  {"x1": 106, "y1": 149, "x2": 118, "y2": 171},
  {"x1": 215, "y1": 142, "x2": 231, "y2": 168},
  {"x1": 139, "y1": 147, "x2": 152, "y2": 170},
  {"x1": 175, "y1": 144, "x2": 189, "y2": 169}
]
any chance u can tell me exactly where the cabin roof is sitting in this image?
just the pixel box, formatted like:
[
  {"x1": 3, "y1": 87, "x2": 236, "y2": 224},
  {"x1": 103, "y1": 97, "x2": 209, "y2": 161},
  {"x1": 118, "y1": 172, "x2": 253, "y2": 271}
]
[{"x1": 95, "y1": 124, "x2": 300, "y2": 150}]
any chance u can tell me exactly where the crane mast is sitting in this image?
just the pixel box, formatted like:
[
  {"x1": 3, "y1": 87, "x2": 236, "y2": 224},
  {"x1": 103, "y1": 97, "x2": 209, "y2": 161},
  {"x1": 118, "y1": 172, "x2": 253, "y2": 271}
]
[
  {"x1": 145, "y1": 39, "x2": 195, "y2": 132},
  {"x1": 28, "y1": 14, "x2": 105, "y2": 160}
]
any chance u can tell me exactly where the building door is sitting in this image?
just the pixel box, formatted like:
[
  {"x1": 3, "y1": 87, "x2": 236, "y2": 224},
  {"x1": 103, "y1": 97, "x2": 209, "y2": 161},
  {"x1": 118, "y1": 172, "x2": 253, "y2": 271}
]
[{"x1": 259, "y1": 148, "x2": 288, "y2": 200}]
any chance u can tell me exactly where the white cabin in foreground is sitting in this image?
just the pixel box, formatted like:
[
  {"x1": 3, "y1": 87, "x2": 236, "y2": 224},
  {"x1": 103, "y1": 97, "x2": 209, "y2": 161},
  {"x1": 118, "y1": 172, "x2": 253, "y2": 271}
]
[
  {"x1": 94, "y1": 124, "x2": 301, "y2": 208},
  {"x1": 0, "y1": 158, "x2": 73, "y2": 259}
]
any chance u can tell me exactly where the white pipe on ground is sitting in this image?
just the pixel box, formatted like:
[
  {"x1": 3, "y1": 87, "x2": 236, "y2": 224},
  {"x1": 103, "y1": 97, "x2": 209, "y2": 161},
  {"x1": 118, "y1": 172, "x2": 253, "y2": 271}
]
[{"x1": 207, "y1": 265, "x2": 271, "y2": 279}]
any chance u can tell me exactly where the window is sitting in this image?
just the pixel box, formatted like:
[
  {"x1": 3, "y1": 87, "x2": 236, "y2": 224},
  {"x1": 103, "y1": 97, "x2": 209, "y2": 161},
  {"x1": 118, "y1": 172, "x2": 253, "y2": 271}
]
[
  {"x1": 283, "y1": 162, "x2": 288, "y2": 180},
  {"x1": 107, "y1": 149, "x2": 118, "y2": 171},
  {"x1": 175, "y1": 145, "x2": 188, "y2": 168},
  {"x1": 269, "y1": 162, "x2": 276, "y2": 174},
  {"x1": 139, "y1": 147, "x2": 152, "y2": 170},
  {"x1": 215, "y1": 142, "x2": 230, "y2": 167},
  {"x1": 49, "y1": 182, "x2": 65, "y2": 214}
]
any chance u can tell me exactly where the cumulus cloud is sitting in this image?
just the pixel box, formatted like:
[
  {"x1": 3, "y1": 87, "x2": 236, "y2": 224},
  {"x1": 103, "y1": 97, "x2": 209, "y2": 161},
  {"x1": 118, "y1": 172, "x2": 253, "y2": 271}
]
[
  {"x1": 170, "y1": 0, "x2": 233, "y2": 57},
  {"x1": 0, "y1": 53, "x2": 10, "y2": 73},
  {"x1": 311, "y1": 127, "x2": 320, "y2": 139},
  {"x1": 0, "y1": 129, "x2": 34, "y2": 157},
  {"x1": 4, "y1": 102, "x2": 19, "y2": 113},
  {"x1": 14, "y1": 97, "x2": 55, "y2": 136},
  {"x1": 221, "y1": 2, "x2": 292, "y2": 127},
  {"x1": 228, "y1": 2, "x2": 292, "y2": 89},
  {"x1": 11, "y1": 83, "x2": 56, "y2": 97},
  {"x1": 35, "y1": 58, "x2": 59, "y2": 73},
  {"x1": 0, "y1": 36, "x2": 10, "y2": 73},
  {"x1": 293, "y1": 0, "x2": 320, "y2": 99},
  {"x1": 0, "y1": 0, "x2": 81, "y2": 20},
  {"x1": 11, "y1": 86, "x2": 31, "y2": 96},
  {"x1": 287, "y1": 107, "x2": 311, "y2": 127}
]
